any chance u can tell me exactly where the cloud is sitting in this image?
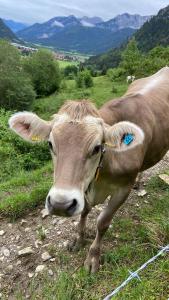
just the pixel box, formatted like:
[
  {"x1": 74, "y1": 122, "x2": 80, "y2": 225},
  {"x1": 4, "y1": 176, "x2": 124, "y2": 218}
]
[{"x1": 0, "y1": 0, "x2": 169, "y2": 24}]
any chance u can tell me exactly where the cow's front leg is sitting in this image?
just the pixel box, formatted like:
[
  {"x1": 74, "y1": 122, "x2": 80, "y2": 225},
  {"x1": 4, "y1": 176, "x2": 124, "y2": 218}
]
[
  {"x1": 84, "y1": 186, "x2": 132, "y2": 272},
  {"x1": 68, "y1": 202, "x2": 91, "y2": 251}
]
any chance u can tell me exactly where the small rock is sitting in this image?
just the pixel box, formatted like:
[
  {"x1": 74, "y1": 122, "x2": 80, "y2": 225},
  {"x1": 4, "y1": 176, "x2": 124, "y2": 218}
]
[
  {"x1": 73, "y1": 221, "x2": 78, "y2": 226},
  {"x1": 50, "y1": 258, "x2": 56, "y2": 262},
  {"x1": 41, "y1": 208, "x2": 49, "y2": 219},
  {"x1": 0, "y1": 293, "x2": 2, "y2": 298},
  {"x1": 15, "y1": 235, "x2": 20, "y2": 242},
  {"x1": 144, "y1": 200, "x2": 149, "y2": 204},
  {"x1": 35, "y1": 240, "x2": 43, "y2": 248},
  {"x1": 57, "y1": 219, "x2": 65, "y2": 225},
  {"x1": 138, "y1": 189, "x2": 147, "y2": 197},
  {"x1": 63, "y1": 241, "x2": 69, "y2": 247},
  {"x1": 16, "y1": 260, "x2": 21, "y2": 266},
  {"x1": 41, "y1": 251, "x2": 51, "y2": 262},
  {"x1": 52, "y1": 218, "x2": 58, "y2": 226},
  {"x1": 25, "y1": 227, "x2": 31, "y2": 232},
  {"x1": 28, "y1": 272, "x2": 34, "y2": 278},
  {"x1": 48, "y1": 269, "x2": 54, "y2": 276},
  {"x1": 159, "y1": 174, "x2": 169, "y2": 185},
  {"x1": 0, "y1": 230, "x2": 5, "y2": 236},
  {"x1": 8, "y1": 223, "x2": 12, "y2": 228},
  {"x1": 2, "y1": 248, "x2": 10, "y2": 257},
  {"x1": 6, "y1": 265, "x2": 13, "y2": 271},
  {"x1": 18, "y1": 247, "x2": 34, "y2": 257},
  {"x1": 35, "y1": 265, "x2": 46, "y2": 273},
  {"x1": 135, "y1": 203, "x2": 140, "y2": 207},
  {"x1": 20, "y1": 219, "x2": 27, "y2": 225},
  {"x1": 57, "y1": 231, "x2": 61, "y2": 236}
]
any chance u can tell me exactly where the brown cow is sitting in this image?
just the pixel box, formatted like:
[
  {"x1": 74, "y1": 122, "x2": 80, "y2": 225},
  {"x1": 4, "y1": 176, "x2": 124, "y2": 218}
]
[{"x1": 9, "y1": 67, "x2": 169, "y2": 272}]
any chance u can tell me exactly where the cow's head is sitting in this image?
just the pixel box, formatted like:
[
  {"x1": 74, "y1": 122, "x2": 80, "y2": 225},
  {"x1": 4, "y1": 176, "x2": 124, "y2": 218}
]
[{"x1": 9, "y1": 100, "x2": 144, "y2": 217}]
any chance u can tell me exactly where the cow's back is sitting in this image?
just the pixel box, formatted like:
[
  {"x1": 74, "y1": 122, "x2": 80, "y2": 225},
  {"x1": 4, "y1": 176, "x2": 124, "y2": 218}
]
[{"x1": 99, "y1": 67, "x2": 169, "y2": 170}]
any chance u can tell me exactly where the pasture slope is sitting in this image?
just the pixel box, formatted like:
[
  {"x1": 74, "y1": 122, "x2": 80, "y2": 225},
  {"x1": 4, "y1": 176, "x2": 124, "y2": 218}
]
[{"x1": 0, "y1": 77, "x2": 169, "y2": 299}]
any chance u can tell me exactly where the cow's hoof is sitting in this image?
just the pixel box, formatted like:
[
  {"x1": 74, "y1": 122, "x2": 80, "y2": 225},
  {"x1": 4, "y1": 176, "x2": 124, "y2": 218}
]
[
  {"x1": 84, "y1": 253, "x2": 100, "y2": 273},
  {"x1": 67, "y1": 237, "x2": 86, "y2": 252}
]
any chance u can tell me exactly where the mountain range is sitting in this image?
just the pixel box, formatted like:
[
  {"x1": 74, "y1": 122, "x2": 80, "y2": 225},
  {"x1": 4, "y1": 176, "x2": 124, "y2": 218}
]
[
  {"x1": 16, "y1": 14, "x2": 151, "y2": 54},
  {"x1": 86, "y1": 5, "x2": 169, "y2": 71},
  {"x1": 3, "y1": 19, "x2": 28, "y2": 33}
]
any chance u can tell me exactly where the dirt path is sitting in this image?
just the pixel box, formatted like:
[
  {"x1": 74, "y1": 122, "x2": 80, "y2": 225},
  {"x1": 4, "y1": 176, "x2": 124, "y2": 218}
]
[{"x1": 1, "y1": 153, "x2": 169, "y2": 299}]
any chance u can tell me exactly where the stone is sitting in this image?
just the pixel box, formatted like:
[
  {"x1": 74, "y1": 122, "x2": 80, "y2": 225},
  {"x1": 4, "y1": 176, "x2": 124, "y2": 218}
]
[
  {"x1": 41, "y1": 251, "x2": 51, "y2": 262},
  {"x1": 35, "y1": 265, "x2": 46, "y2": 273},
  {"x1": 138, "y1": 189, "x2": 147, "y2": 197},
  {"x1": 25, "y1": 227, "x2": 31, "y2": 232},
  {"x1": 20, "y1": 219, "x2": 27, "y2": 225},
  {"x1": 50, "y1": 258, "x2": 56, "y2": 262},
  {"x1": 159, "y1": 174, "x2": 169, "y2": 185},
  {"x1": 41, "y1": 208, "x2": 49, "y2": 219},
  {"x1": 35, "y1": 240, "x2": 42, "y2": 248},
  {"x1": 0, "y1": 230, "x2": 5, "y2": 236},
  {"x1": 28, "y1": 272, "x2": 34, "y2": 278},
  {"x1": 48, "y1": 269, "x2": 54, "y2": 276},
  {"x1": 52, "y1": 218, "x2": 58, "y2": 226},
  {"x1": 18, "y1": 247, "x2": 34, "y2": 257},
  {"x1": 6, "y1": 265, "x2": 13, "y2": 271},
  {"x1": 2, "y1": 247, "x2": 10, "y2": 257}
]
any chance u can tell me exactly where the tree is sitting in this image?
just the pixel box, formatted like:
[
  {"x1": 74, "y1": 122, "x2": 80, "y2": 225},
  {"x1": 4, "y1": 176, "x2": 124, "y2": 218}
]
[
  {"x1": 23, "y1": 50, "x2": 61, "y2": 97},
  {"x1": 0, "y1": 40, "x2": 36, "y2": 110},
  {"x1": 120, "y1": 38, "x2": 142, "y2": 75}
]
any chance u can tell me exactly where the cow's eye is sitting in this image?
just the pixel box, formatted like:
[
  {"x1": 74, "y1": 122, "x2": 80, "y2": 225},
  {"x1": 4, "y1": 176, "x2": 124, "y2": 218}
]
[
  {"x1": 91, "y1": 145, "x2": 101, "y2": 156},
  {"x1": 48, "y1": 141, "x2": 53, "y2": 151}
]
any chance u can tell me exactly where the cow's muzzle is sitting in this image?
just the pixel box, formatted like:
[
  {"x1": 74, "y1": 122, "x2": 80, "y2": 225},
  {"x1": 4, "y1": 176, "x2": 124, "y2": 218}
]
[{"x1": 45, "y1": 187, "x2": 85, "y2": 217}]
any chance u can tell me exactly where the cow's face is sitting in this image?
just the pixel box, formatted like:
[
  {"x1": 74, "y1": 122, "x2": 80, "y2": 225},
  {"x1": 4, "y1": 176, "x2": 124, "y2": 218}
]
[
  {"x1": 9, "y1": 102, "x2": 144, "y2": 217},
  {"x1": 46, "y1": 114, "x2": 104, "y2": 216}
]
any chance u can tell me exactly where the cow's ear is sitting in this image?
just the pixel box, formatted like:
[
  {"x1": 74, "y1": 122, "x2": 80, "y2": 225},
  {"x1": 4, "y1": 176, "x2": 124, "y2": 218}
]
[
  {"x1": 9, "y1": 112, "x2": 52, "y2": 142},
  {"x1": 105, "y1": 121, "x2": 144, "y2": 152}
]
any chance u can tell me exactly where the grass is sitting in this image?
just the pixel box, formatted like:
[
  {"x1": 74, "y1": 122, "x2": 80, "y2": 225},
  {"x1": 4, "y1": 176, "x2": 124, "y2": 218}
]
[
  {"x1": 14, "y1": 174, "x2": 169, "y2": 299},
  {"x1": 0, "y1": 163, "x2": 52, "y2": 219},
  {"x1": 33, "y1": 77, "x2": 128, "y2": 119},
  {"x1": 58, "y1": 59, "x2": 79, "y2": 68}
]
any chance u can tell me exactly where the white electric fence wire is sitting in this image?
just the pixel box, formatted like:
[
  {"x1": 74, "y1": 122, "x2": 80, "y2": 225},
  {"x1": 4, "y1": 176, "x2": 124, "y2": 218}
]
[{"x1": 103, "y1": 244, "x2": 169, "y2": 300}]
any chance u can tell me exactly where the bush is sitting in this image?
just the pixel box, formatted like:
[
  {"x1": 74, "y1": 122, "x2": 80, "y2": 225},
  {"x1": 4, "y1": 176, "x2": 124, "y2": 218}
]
[
  {"x1": 0, "y1": 40, "x2": 36, "y2": 110},
  {"x1": 64, "y1": 65, "x2": 78, "y2": 79},
  {"x1": 76, "y1": 70, "x2": 94, "y2": 88},
  {"x1": 107, "y1": 67, "x2": 125, "y2": 81},
  {"x1": 23, "y1": 50, "x2": 61, "y2": 97},
  {"x1": 0, "y1": 109, "x2": 50, "y2": 182}
]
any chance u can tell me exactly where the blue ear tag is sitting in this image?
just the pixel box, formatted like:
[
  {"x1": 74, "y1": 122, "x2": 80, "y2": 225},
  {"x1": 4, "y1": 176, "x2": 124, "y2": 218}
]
[{"x1": 123, "y1": 133, "x2": 134, "y2": 145}]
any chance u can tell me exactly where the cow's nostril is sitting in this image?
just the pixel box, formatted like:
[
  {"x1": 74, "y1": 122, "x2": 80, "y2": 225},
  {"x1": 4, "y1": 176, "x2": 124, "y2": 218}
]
[{"x1": 67, "y1": 199, "x2": 77, "y2": 214}]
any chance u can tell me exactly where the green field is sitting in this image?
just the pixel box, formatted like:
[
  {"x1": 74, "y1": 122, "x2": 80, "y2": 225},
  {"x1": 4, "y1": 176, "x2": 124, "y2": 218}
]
[
  {"x1": 58, "y1": 59, "x2": 79, "y2": 68},
  {"x1": 1, "y1": 75, "x2": 169, "y2": 300}
]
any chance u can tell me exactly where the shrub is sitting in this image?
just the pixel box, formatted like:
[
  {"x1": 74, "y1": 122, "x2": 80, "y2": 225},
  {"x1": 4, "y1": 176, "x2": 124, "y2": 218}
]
[
  {"x1": 0, "y1": 40, "x2": 36, "y2": 110},
  {"x1": 0, "y1": 109, "x2": 50, "y2": 182},
  {"x1": 23, "y1": 50, "x2": 61, "y2": 97},
  {"x1": 76, "y1": 70, "x2": 93, "y2": 88},
  {"x1": 64, "y1": 65, "x2": 78, "y2": 79},
  {"x1": 107, "y1": 67, "x2": 125, "y2": 81}
]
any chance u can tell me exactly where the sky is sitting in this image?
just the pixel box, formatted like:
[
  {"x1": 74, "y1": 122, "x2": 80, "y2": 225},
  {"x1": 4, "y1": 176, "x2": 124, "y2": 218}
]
[{"x1": 0, "y1": 0, "x2": 169, "y2": 24}]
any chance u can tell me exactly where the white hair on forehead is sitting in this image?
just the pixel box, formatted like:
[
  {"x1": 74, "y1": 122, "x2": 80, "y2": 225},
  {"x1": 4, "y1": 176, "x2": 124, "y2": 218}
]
[
  {"x1": 84, "y1": 115, "x2": 103, "y2": 126},
  {"x1": 52, "y1": 113, "x2": 69, "y2": 127}
]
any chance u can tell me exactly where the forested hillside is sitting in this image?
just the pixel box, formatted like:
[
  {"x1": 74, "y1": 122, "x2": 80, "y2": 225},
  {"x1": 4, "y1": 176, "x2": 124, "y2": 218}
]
[
  {"x1": 135, "y1": 5, "x2": 169, "y2": 51},
  {"x1": 0, "y1": 18, "x2": 18, "y2": 41}
]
